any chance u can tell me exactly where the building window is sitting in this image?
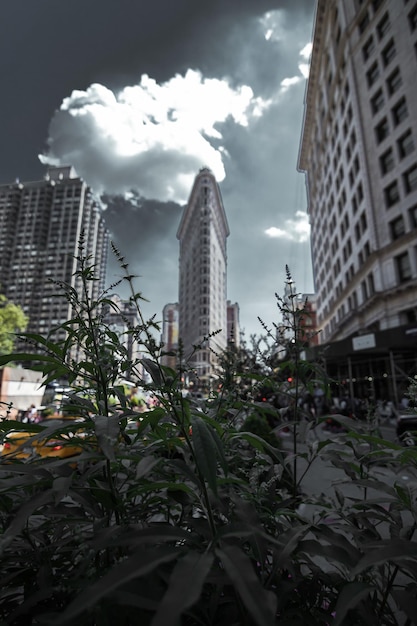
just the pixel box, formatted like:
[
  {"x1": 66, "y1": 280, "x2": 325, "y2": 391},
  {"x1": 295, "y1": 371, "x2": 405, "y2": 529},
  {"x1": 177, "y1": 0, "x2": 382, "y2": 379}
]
[
  {"x1": 360, "y1": 211, "x2": 367, "y2": 231},
  {"x1": 409, "y1": 204, "x2": 417, "y2": 227},
  {"x1": 404, "y1": 165, "x2": 417, "y2": 194},
  {"x1": 361, "y1": 280, "x2": 368, "y2": 300},
  {"x1": 386, "y1": 68, "x2": 402, "y2": 95},
  {"x1": 371, "y1": 89, "x2": 384, "y2": 114},
  {"x1": 375, "y1": 117, "x2": 389, "y2": 143},
  {"x1": 368, "y1": 271, "x2": 376, "y2": 295},
  {"x1": 362, "y1": 36, "x2": 375, "y2": 60},
  {"x1": 397, "y1": 130, "x2": 415, "y2": 158},
  {"x1": 390, "y1": 215, "x2": 405, "y2": 239},
  {"x1": 367, "y1": 62, "x2": 380, "y2": 87},
  {"x1": 357, "y1": 181, "x2": 364, "y2": 203},
  {"x1": 384, "y1": 181, "x2": 400, "y2": 207},
  {"x1": 392, "y1": 97, "x2": 408, "y2": 126},
  {"x1": 359, "y1": 11, "x2": 370, "y2": 34},
  {"x1": 377, "y1": 12, "x2": 390, "y2": 39},
  {"x1": 409, "y1": 5, "x2": 417, "y2": 30},
  {"x1": 353, "y1": 155, "x2": 360, "y2": 174},
  {"x1": 382, "y1": 39, "x2": 396, "y2": 66},
  {"x1": 396, "y1": 252, "x2": 412, "y2": 282},
  {"x1": 379, "y1": 148, "x2": 395, "y2": 174}
]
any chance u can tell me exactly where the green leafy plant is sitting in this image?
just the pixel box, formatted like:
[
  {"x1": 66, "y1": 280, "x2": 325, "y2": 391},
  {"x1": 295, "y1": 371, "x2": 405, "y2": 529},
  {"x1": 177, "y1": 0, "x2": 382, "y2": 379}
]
[
  {"x1": 0, "y1": 292, "x2": 28, "y2": 356},
  {"x1": 0, "y1": 249, "x2": 416, "y2": 625}
]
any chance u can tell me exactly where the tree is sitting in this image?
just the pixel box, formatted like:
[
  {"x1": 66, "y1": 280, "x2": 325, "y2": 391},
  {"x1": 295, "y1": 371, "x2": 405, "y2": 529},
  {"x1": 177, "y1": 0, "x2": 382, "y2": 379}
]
[{"x1": 0, "y1": 293, "x2": 28, "y2": 355}]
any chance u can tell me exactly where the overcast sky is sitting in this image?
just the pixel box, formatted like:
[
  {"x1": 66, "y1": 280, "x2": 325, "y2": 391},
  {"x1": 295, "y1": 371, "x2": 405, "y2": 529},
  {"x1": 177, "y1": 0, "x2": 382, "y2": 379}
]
[{"x1": 1, "y1": 0, "x2": 315, "y2": 339}]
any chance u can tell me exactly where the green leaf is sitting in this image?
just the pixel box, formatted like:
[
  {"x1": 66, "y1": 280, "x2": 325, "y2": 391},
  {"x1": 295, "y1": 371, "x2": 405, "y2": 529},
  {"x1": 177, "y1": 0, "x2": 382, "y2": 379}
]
[
  {"x1": 94, "y1": 414, "x2": 120, "y2": 460},
  {"x1": 0, "y1": 420, "x2": 43, "y2": 434},
  {"x1": 136, "y1": 455, "x2": 161, "y2": 479},
  {"x1": 151, "y1": 551, "x2": 214, "y2": 626},
  {"x1": 332, "y1": 582, "x2": 371, "y2": 626},
  {"x1": 60, "y1": 548, "x2": 179, "y2": 622},
  {"x1": 351, "y1": 539, "x2": 417, "y2": 575},
  {"x1": 141, "y1": 358, "x2": 162, "y2": 386},
  {"x1": 191, "y1": 415, "x2": 218, "y2": 495},
  {"x1": 298, "y1": 539, "x2": 358, "y2": 569},
  {"x1": 207, "y1": 423, "x2": 228, "y2": 475},
  {"x1": 215, "y1": 545, "x2": 276, "y2": 626},
  {"x1": 0, "y1": 352, "x2": 58, "y2": 367},
  {"x1": 232, "y1": 431, "x2": 284, "y2": 462},
  {"x1": 52, "y1": 475, "x2": 73, "y2": 503},
  {"x1": 0, "y1": 490, "x2": 53, "y2": 554}
]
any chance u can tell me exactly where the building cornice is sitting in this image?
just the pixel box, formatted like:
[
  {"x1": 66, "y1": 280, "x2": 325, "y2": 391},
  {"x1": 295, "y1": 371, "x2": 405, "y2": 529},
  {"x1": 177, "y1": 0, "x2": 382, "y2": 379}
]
[{"x1": 297, "y1": 0, "x2": 327, "y2": 173}]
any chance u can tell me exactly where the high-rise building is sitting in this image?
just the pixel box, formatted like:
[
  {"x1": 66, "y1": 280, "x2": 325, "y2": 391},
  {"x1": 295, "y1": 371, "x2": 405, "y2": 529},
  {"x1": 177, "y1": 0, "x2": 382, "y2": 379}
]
[
  {"x1": 176, "y1": 168, "x2": 230, "y2": 387},
  {"x1": 227, "y1": 300, "x2": 240, "y2": 347},
  {"x1": 298, "y1": 0, "x2": 417, "y2": 401},
  {"x1": 161, "y1": 303, "x2": 179, "y2": 371},
  {"x1": 0, "y1": 166, "x2": 109, "y2": 355}
]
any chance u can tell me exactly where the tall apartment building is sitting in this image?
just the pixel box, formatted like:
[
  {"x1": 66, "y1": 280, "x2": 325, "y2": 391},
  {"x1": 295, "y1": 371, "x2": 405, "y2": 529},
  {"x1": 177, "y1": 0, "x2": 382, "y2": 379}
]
[
  {"x1": 226, "y1": 300, "x2": 240, "y2": 346},
  {"x1": 298, "y1": 0, "x2": 417, "y2": 400},
  {"x1": 0, "y1": 166, "x2": 109, "y2": 355},
  {"x1": 161, "y1": 303, "x2": 179, "y2": 371},
  {"x1": 176, "y1": 168, "x2": 230, "y2": 387}
]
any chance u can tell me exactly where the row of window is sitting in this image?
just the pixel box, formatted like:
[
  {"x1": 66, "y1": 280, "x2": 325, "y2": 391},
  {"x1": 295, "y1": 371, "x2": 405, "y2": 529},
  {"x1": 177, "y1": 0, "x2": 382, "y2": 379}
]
[
  {"x1": 379, "y1": 130, "x2": 414, "y2": 175},
  {"x1": 389, "y1": 204, "x2": 417, "y2": 239},
  {"x1": 374, "y1": 96, "x2": 409, "y2": 146},
  {"x1": 321, "y1": 239, "x2": 416, "y2": 336},
  {"x1": 366, "y1": 40, "x2": 396, "y2": 87},
  {"x1": 384, "y1": 163, "x2": 417, "y2": 207},
  {"x1": 359, "y1": 6, "x2": 390, "y2": 40},
  {"x1": 316, "y1": 237, "x2": 372, "y2": 309}
]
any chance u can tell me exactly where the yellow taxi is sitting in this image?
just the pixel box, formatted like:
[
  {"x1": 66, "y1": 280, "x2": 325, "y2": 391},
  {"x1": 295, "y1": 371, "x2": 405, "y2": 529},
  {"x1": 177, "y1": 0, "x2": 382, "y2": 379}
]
[{"x1": 1, "y1": 415, "x2": 86, "y2": 461}]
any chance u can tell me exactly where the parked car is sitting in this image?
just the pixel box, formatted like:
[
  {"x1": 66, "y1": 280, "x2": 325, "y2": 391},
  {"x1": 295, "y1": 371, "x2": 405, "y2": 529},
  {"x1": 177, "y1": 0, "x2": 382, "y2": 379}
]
[{"x1": 396, "y1": 409, "x2": 417, "y2": 446}]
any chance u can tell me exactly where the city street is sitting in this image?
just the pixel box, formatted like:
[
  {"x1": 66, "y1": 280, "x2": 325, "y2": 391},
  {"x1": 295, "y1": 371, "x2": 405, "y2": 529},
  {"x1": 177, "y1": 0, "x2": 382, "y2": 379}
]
[{"x1": 277, "y1": 419, "x2": 417, "y2": 509}]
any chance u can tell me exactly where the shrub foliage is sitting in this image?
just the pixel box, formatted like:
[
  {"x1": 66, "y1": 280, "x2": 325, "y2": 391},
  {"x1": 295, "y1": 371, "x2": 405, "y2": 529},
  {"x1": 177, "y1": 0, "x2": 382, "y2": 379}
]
[{"x1": 0, "y1": 247, "x2": 417, "y2": 625}]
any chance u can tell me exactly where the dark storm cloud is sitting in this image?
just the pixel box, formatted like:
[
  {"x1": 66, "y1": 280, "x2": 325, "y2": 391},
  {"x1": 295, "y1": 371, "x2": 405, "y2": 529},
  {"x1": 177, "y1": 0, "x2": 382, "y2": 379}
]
[
  {"x1": 104, "y1": 194, "x2": 182, "y2": 264},
  {"x1": 0, "y1": 0, "x2": 312, "y2": 181},
  {"x1": 0, "y1": 0, "x2": 316, "y2": 336}
]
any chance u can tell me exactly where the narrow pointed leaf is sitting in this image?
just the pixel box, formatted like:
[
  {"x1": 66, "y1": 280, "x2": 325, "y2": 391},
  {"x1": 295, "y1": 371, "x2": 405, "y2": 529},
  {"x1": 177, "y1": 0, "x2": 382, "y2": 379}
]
[
  {"x1": 60, "y1": 548, "x2": 179, "y2": 621},
  {"x1": 94, "y1": 414, "x2": 120, "y2": 460},
  {"x1": 332, "y1": 582, "x2": 371, "y2": 626},
  {"x1": 151, "y1": 551, "x2": 214, "y2": 626},
  {"x1": 191, "y1": 415, "x2": 218, "y2": 495},
  {"x1": 215, "y1": 545, "x2": 276, "y2": 626},
  {"x1": 352, "y1": 539, "x2": 417, "y2": 575},
  {"x1": 136, "y1": 455, "x2": 161, "y2": 479},
  {"x1": 141, "y1": 358, "x2": 162, "y2": 386},
  {"x1": 0, "y1": 491, "x2": 53, "y2": 553},
  {"x1": 0, "y1": 352, "x2": 58, "y2": 367},
  {"x1": 208, "y1": 425, "x2": 228, "y2": 475}
]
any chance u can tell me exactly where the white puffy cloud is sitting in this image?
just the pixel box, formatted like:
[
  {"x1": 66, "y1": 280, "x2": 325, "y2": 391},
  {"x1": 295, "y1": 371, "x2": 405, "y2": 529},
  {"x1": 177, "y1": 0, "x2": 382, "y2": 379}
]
[
  {"x1": 300, "y1": 42, "x2": 313, "y2": 60},
  {"x1": 260, "y1": 10, "x2": 286, "y2": 42},
  {"x1": 280, "y1": 76, "x2": 302, "y2": 91},
  {"x1": 261, "y1": 11, "x2": 311, "y2": 95},
  {"x1": 299, "y1": 42, "x2": 312, "y2": 78},
  {"x1": 39, "y1": 69, "x2": 271, "y2": 203},
  {"x1": 265, "y1": 211, "x2": 310, "y2": 242}
]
